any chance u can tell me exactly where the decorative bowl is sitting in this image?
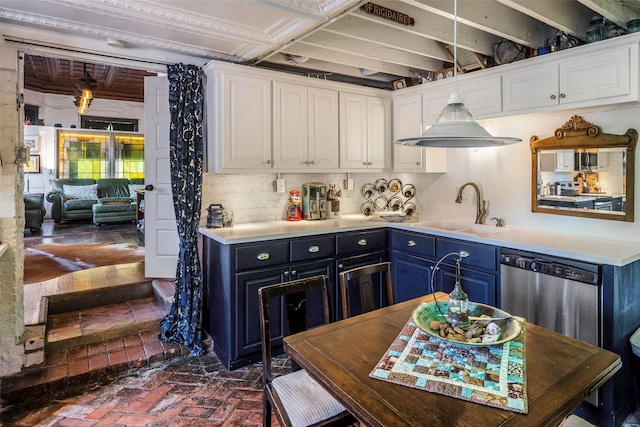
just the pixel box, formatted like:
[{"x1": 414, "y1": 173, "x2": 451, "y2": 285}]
[{"x1": 412, "y1": 300, "x2": 522, "y2": 346}]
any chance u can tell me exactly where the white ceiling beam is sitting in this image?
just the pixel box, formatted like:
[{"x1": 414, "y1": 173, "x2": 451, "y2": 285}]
[
  {"x1": 403, "y1": 0, "x2": 548, "y2": 47},
  {"x1": 578, "y1": 0, "x2": 640, "y2": 25},
  {"x1": 282, "y1": 42, "x2": 421, "y2": 76},
  {"x1": 351, "y1": 3, "x2": 499, "y2": 56},
  {"x1": 266, "y1": 54, "x2": 397, "y2": 81},
  {"x1": 495, "y1": 0, "x2": 595, "y2": 38},
  {"x1": 323, "y1": 15, "x2": 450, "y2": 62},
  {"x1": 302, "y1": 31, "x2": 444, "y2": 70}
]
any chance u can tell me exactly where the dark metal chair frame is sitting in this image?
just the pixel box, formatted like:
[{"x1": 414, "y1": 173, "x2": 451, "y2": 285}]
[
  {"x1": 258, "y1": 275, "x2": 356, "y2": 427},
  {"x1": 338, "y1": 262, "x2": 394, "y2": 319}
]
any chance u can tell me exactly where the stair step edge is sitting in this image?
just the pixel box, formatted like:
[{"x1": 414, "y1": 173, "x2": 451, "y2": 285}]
[
  {"x1": 46, "y1": 318, "x2": 162, "y2": 351},
  {"x1": 47, "y1": 281, "x2": 154, "y2": 315},
  {"x1": 152, "y1": 279, "x2": 174, "y2": 311}
]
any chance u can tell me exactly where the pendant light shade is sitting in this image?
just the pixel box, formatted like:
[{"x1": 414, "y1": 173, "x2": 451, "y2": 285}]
[
  {"x1": 74, "y1": 63, "x2": 97, "y2": 115},
  {"x1": 394, "y1": 0, "x2": 521, "y2": 148}
]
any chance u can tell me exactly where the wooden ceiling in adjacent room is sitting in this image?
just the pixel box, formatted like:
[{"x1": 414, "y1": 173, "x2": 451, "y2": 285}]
[{"x1": 23, "y1": 54, "x2": 156, "y2": 103}]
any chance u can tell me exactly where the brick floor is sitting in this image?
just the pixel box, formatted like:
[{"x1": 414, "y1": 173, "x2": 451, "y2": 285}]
[{"x1": 0, "y1": 349, "x2": 283, "y2": 426}]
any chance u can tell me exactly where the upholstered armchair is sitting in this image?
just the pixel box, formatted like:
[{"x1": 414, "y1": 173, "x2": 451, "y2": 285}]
[{"x1": 24, "y1": 193, "x2": 46, "y2": 231}]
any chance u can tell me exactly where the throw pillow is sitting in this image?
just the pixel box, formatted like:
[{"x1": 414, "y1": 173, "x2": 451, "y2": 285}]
[
  {"x1": 129, "y1": 184, "x2": 145, "y2": 199},
  {"x1": 63, "y1": 184, "x2": 98, "y2": 200}
]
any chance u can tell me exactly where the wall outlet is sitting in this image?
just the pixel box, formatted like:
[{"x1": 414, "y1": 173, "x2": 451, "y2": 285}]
[
  {"x1": 276, "y1": 178, "x2": 286, "y2": 193},
  {"x1": 344, "y1": 178, "x2": 354, "y2": 190}
]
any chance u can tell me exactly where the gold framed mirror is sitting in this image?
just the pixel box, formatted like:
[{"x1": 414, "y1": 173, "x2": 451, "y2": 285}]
[{"x1": 530, "y1": 115, "x2": 636, "y2": 222}]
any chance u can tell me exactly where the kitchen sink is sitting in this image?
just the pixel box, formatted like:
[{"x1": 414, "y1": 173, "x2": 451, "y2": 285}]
[
  {"x1": 461, "y1": 224, "x2": 509, "y2": 236},
  {"x1": 413, "y1": 220, "x2": 470, "y2": 231},
  {"x1": 412, "y1": 220, "x2": 509, "y2": 236}
]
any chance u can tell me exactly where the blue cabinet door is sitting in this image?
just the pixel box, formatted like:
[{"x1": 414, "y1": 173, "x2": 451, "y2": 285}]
[
  {"x1": 433, "y1": 263, "x2": 497, "y2": 306},
  {"x1": 235, "y1": 259, "x2": 333, "y2": 365},
  {"x1": 391, "y1": 250, "x2": 435, "y2": 303}
]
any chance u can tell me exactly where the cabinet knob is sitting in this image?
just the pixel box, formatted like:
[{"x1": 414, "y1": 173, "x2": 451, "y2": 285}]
[
  {"x1": 415, "y1": 162, "x2": 420, "y2": 166},
  {"x1": 358, "y1": 239, "x2": 368, "y2": 246},
  {"x1": 266, "y1": 160, "x2": 271, "y2": 164},
  {"x1": 338, "y1": 264, "x2": 344, "y2": 269},
  {"x1": 559, "y1": 93, "x2": 566, "y2": 99},
  {"x1": 308, "y1": 245, "x2": 320, "y2": 253},
  {"x1": 257, "y1": 253, "x2": 270, "y2": 261},
  {"x1": 407, "y1": 240, "x2": 416, "y2": 247},
  {"x1": 550, "y1": 94, "x2": 557, "y2": 100}
]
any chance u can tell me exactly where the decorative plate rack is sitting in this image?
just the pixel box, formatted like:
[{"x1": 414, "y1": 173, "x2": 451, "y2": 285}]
[{"x1": 360, "y1": 178, "x2": 416, "y2": 220}]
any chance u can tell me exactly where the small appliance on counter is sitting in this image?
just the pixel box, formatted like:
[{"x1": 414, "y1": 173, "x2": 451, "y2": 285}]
[
  {"x1": 302, "y1": 182, "x2": 327, "y2": 220},
  {"x1": 558, "y1": 181, "x2": 580, "y2": 196},
  {"x1": 206, "y1": 203, "x2": 233, "y2": 228},
  {"x1": 286, "y1": 189, "x2": 302, "y2": 221}
]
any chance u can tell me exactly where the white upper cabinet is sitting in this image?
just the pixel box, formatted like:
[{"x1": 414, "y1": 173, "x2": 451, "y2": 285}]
[
  {"x1": 273, "y1": 82, "x2": 338, "y2": 171},
  {"x1": 339, "y1": 92, "x2": 391, "y2": 170},
  {"x1": 392, "y1": 92, "x2": 447, "y2": 173},
  {"x1": 503, "y1": 45, "x2": 632, "y2": 113},
  {"x1": 555, "y1": 151, "x2": 575, "y2": 171},
  {"x1": 205, "y1": 64, "x2": 273, "y2": 172},
  {"x1": 422, "y1": 75, "x2": 503, "y2": 125}
]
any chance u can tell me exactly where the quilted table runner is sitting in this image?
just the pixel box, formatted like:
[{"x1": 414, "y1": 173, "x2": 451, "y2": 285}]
[{"x1": 370, "y1": 318, "x2": 528, "y2": 413}]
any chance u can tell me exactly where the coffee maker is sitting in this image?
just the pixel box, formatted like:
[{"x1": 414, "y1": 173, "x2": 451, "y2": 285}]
[{"x1": 302, "y1": 182, "x2": 328, "y2": 220}]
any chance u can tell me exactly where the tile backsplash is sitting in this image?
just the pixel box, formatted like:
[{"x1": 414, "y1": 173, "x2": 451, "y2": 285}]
[{"x1": 201, "y1": 172, "x2": 413, "y2": 224}]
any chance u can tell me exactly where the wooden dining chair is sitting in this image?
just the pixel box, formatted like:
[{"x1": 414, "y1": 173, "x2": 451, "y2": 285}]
[
  {"x1": 258, "y1": 275, "x2": 357, "y2": 427},
  {"x1": 339, "y1": 262, "x2": 394, "y2": 319}
]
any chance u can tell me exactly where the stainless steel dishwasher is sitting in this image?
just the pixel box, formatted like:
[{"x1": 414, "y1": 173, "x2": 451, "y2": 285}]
[{"x1": 500, "y1": 248, "x2": 601, "y2": 405}]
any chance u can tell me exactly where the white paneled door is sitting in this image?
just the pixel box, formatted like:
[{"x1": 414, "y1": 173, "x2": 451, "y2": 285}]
[{"x1": 144, "y1": 76, "x2": 179, "y2": 278}]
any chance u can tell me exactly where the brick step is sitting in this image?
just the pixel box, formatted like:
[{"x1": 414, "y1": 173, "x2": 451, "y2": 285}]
[
  {"x1": 46, "y1": 296, "x2": 166, "y2": 351},
  {"x1": 0, "y1": 326, "x2": 190, "y2": 406},
  {"x1": 46, "y1": 279, "x2": 173, "y2": 316}
]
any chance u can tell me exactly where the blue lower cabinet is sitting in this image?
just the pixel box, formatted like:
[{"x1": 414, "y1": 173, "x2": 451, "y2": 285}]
[
  {"x1": 202, "y1": 229, "x2": 387, "y2": 370},
  {"x1": 433, "y1": 263, "x2": 496, "y2": 306},
  {"x1": 391, "y1": 251, "x2": 434, "y2": 303},
  {"x1": 390, "y1": 229, "x2": 498, "y2": 307}
]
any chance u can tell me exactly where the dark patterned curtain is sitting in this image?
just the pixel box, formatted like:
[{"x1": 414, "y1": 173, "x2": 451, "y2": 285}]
[{"x1": 159, "y1": 63, "x2": 205, "y2": 356}]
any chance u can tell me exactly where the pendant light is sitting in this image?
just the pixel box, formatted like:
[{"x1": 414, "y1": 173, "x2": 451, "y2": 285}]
[
  {"x1": 74, "y1": 63, "x2": 97, "y2": 115},
  {"x1": 395, "y1": 0, "x2": 521, "y2": 147}
]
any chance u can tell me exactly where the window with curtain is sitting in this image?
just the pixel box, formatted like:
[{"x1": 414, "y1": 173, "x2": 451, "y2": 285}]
[{"x1": 57, "y1": 130, "x2": 144, "y2": 179}]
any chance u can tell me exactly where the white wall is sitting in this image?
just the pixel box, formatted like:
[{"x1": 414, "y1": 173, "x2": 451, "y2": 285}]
[
  {"x1": 203, "y1": 103, "x2": 640, "y2": 244},
  {"x1": 24, "y1": 89, "x2": 144, "y2": 130}
]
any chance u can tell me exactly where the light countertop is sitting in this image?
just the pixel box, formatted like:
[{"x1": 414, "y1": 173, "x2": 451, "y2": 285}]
[{"x1": 199, "y1": 214, "x2": 640, "y2": 266}]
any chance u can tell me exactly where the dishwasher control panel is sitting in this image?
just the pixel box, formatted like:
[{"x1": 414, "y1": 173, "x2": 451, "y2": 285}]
[{"x1": 500, "y1": 251, "x2": 599, "y2": 285}]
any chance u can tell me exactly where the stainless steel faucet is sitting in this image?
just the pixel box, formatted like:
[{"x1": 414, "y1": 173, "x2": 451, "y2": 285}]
[{"x1": 455, "y1": 182, "x2": 487, "y2": 224}]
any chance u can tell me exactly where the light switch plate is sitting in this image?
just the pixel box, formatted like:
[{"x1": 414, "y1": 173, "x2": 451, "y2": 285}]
[
  {"x1": 276, "y1": 178, "x2": 286, "y2": 193},
  {"x1": 344, "y1": 179, "x2": 354, "y2": 190}
]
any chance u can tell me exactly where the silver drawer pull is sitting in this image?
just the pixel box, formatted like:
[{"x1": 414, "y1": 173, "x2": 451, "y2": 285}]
[
  {"x1": 257, "y1": 253, "x2": 270, "y2": 261},
  {"x1": 308, "y1": 245, "x2": 320, "y2": 253},
  {"x1": 408, "y1": 240, "x2": 416, "y2": 247},
  {"x1": 358, "y1": 239, "x2": 368, "y2": 246}
]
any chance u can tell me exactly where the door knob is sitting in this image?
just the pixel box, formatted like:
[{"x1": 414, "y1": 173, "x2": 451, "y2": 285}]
[{"x1": 144, "y1": 184, "x2": 154, "y2": 191}]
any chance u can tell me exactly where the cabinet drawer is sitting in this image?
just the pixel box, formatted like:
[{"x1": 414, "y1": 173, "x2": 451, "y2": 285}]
[
  {"x1": 436, "y1": 238, "x2": 498, "y2": 272},
  {"x1": 390, "y1": 230, "x2": 436, "y2": 258},
  {"x1": 336, "y1": 229, "x2": 387, "y2": 255},
  {"x1": 291, "y1": 236, "x2": 335, "y2": 262},
  {"x1": 236, "y1": 241, "x2": 289, "y2": 270}
]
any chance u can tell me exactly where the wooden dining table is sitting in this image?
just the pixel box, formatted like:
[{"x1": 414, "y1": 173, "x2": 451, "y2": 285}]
[{"x1": 283, "y1": 292, "x2": 622, "y2": 427}]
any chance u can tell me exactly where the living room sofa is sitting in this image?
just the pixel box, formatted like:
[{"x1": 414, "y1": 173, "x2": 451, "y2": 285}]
[{"x1": 46, "y1": 178, "x2": 144, "y2": 225}]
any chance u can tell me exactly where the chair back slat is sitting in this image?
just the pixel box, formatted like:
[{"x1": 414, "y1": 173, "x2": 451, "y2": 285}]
[{"x1": 339, "y1": 262, "x2": 393, "y2": 319}]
